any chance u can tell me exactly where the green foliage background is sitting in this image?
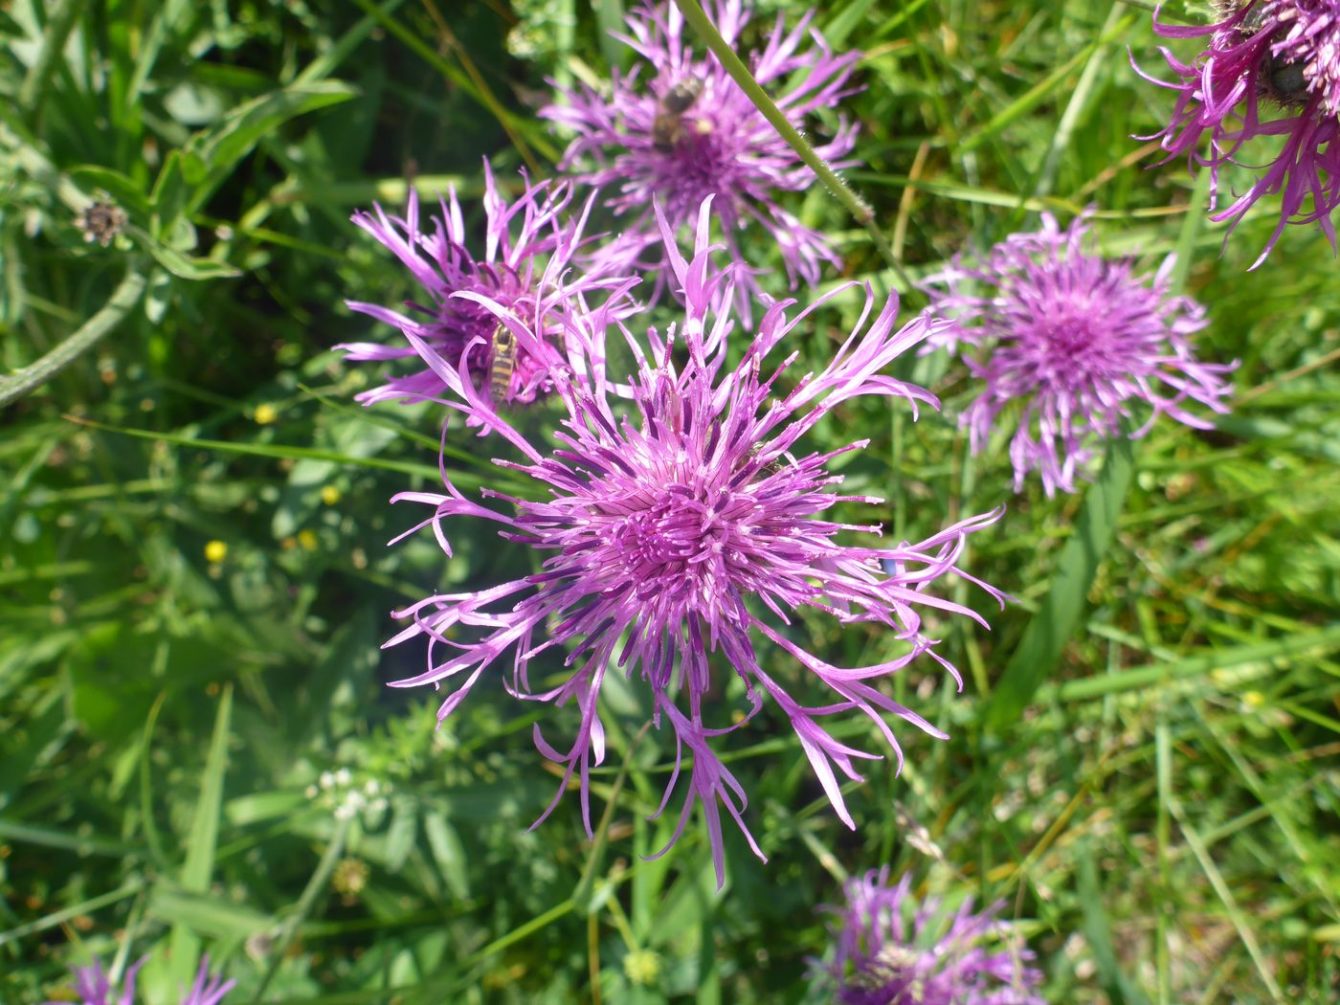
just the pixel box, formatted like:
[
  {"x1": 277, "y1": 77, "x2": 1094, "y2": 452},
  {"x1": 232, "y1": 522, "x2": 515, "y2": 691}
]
[{"x1": 2, "y1": 0, "x2": 1338, "y2": 1002}]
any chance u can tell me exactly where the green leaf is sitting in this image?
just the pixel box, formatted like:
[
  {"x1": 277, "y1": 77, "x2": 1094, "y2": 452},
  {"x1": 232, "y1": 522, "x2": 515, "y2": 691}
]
[
  {"x1": 385, "y1": 795, "x2": 417, "y2": 871},
  {"x1": 134, "y1": 235, "x2": 241, "y2": 280},
  {"x1": 423, "y1": 809, "x2": 470, "y2": 900},
  {"x1": 182, "y1": 81, "x2": 359, "y2": 213},
  {"x1": 180, "y1": 683, "x2": 232, "y2": 893},
  {"x1": 150, "y1": 885, "x2": 272, "y2": 939},
  {"x1": 822, "y1": 0, "x2": 883, "y2": 47},
  {"x1": 595, "y1": 0, "x2": 629, "y2": 71},
  {"x1": 149, "y1": 148, "x2": 189, "y2": 225},
  {"x1": 166, "y1": 683, "x2": 232, "y2": 988},
  {"x1": 1078, "y1": 844, "x2": 1153, "y2": 1005},
  {"x1": 983, "y1": 435, "x2": 1135, "y2": 730},
  {"x1": 1048, "y1": 623, "x2": 1340, "y2": 702}
]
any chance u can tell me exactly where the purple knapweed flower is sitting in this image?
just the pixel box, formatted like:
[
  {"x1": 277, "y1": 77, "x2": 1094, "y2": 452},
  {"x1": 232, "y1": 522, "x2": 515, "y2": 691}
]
[
  {"x1": 45, "y1": 954, "x2": 235, "y2": 1005},
  {"x1": 340, "y1": 164, "x2": 633, "y2": 415},
  {"x1": 44, "y1": 957, "x2": 145, "y2": 1005},
  {"x1": 824, "y1": 869, "x2": 1046, "y2": 1005},
  {"x1": 384, "y1": 201, "x2": 1003, "y2": 886},
  {"x1": 920, "y1": 213, "x2": 1236, "y2": 497},
  {"x1": 542, "y1": 0, "x2": 859, "y2": 314},
  {"x1": 1133, "y1": 1, "x2": 1340, "y2": 266}
]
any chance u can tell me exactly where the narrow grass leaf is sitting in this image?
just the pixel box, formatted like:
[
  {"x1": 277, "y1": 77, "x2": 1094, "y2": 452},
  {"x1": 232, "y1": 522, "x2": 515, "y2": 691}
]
[
  {"x1": 984, "y1": 435, "x2": 1135, "y2": 730},
  {"x1": 1078, "y1": 844, "x2": 1153, "y2": 1005},
  {"x1": 958, "y1": 16, "x2": 1135, "y2": 155},
  {"x1": 1049, "y1": 623, "x2": 1340, "y2": 701}
]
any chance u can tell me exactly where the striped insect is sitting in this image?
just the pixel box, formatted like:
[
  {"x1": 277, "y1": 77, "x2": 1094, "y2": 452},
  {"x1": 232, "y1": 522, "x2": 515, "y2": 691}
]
[{"x1": 489, "y1": 322, "x2": 517, "y2": 403}]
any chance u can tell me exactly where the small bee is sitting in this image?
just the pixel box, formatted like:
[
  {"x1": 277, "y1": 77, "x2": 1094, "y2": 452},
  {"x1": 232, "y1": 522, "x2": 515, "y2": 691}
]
[
  {"x1": 488, "y1": 322, "x2": 516, "y2": 403},
  {"x1": 652, "y1": 79, "x2": 704, "y2": 153},
  {"x1": 747, "y1": 443, "x2": 790, "y2": 479},
  {"x1": 1262, "y1": 53, "x2": 1310, "y2": 106},
  {"x1": 1233, "y1": 6, "x2": 1312, "y2": 107}
]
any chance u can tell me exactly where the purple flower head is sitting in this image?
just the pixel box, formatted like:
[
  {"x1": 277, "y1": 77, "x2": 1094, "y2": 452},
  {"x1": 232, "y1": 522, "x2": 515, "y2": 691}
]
[
  {"x1": 45, "y1": 954, "x2": 234, "y2": 1005},
  {"x1": 825, "y1": 869, "x2": 1046, "y2": 1005},
  {"x1": 921, "y1": 213, "x2": 1236, "y2": 497},
  {"x1": 1133, "y1": 1, "x2": 1340, "y2": 266},
  {"x1": 45, "y1": 957, "x2": 145, "y2": 1005},
  {"x1": 542, "y1": 0, "x2": 859, "y2": 314},
  {"x1": 340, "y1": 164, "x2": 634, "y2": 415},
  {"x1": 384, "y1": 200, "x2": 1004, "y2": 886}
]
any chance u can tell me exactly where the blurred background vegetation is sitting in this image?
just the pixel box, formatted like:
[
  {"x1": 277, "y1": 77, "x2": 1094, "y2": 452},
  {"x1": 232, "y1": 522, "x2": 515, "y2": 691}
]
[{"x1": 1, "y1": 0, "x2": 1338, "y2": 1001}]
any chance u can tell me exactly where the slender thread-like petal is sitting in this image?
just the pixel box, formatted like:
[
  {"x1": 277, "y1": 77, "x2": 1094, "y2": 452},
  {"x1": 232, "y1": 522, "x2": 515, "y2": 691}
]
[{"x1": 44, "y1": 954, "x2": 235, "y2": 1005}]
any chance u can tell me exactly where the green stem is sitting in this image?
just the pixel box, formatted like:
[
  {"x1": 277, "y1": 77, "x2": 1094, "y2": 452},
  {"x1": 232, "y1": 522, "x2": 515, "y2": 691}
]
[
  {"x1": 250, "y1": 813, "x2": 353, "y2": 1002},
  {"x1": 0, "y1": 270, "x2": 147, "y2": 409},
  {"x1": 670, "y1": 0, "x2": 914, "y2": 292}
]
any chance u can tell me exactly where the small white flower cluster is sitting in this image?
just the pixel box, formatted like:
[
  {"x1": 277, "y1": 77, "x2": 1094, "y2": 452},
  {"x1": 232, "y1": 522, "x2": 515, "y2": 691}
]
[{"x1": 305, "y1": 768, "x2": 390, "y2": 822}]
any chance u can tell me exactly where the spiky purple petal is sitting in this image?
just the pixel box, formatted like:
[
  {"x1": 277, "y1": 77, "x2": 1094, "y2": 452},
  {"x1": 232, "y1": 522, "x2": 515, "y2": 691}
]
[
  {"x1": 340, "y1": 164, "x2": 636, "y2": 417},
  {"x1": 1134, "y1": 0, "x2": 1340, "y2": 264}
]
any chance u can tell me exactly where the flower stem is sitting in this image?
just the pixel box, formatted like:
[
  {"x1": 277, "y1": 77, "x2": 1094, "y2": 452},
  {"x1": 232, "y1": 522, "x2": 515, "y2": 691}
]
[
  {"x1": 250, "y1": 812, "x2": 353, "y2": 1002},
  {"x1": 671, "y1": 0, "x2": 914, "y2": 292},
  {"x1": 0, "y1": 270, "x2": 147, "y2": 409}
]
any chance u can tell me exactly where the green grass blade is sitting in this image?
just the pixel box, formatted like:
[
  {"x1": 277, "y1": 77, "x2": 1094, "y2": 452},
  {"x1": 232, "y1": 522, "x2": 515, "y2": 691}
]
[
  {"x1": 168, "y1": 682, "x2": 232, "y2": 988},
  {"x1": 958, "y1": 15, "x2": 1136, "y2": 155},
  {"x1": 983, "y1": 435, "x2": 1135, "y2": 731},
  {"x1": 1048, "y1": 623, "x2": 1340, "y2": 701}
]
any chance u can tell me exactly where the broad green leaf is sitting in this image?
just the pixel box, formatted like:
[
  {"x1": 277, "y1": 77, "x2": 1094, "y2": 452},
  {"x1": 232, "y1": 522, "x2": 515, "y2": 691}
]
[
  {"x1": 67, "y1": 164, "x2": 151, "y2": 216},
  {"x1": 169, "y1": 683, "x2": 233, "y2": 988},
  {"x1": 180, "y1": 683, "x2": 233, "y2": 892},
  {"x1": 149, "y1": 886, "x2": 272, "y2": 939}
]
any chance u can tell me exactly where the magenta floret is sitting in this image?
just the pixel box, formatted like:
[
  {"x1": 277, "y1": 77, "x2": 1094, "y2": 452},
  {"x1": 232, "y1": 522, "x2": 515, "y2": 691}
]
[
  {"x1": 825, "y1": 870, "x2": 1046, "y2": 1005},
  {"x1": 341, "y1": 164, "x2": 634, "y2": 414}
]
